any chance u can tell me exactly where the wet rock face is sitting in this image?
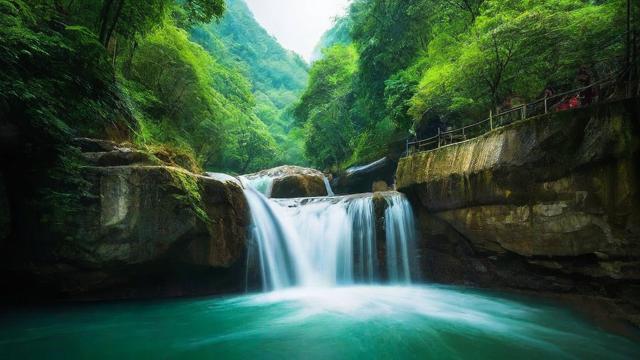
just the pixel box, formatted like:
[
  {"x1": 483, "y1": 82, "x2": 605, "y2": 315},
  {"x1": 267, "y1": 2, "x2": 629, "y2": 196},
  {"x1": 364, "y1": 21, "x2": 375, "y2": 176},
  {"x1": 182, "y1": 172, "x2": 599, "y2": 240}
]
[
  {"x1": 333, "y1": 157, "x2": 397, "y2": 195},
  {"x1": 70, "y1": 166, "x2": 248, "y2": 269},
  {"x1": 398, "y1": 99, "x2": 640, "y2": 312},
  {"x1": 3, "y1": 139, "x2": 249, "y2": 300},
  {"x1": 244, "y1": 165, "x2": 329, "y2": 198}
]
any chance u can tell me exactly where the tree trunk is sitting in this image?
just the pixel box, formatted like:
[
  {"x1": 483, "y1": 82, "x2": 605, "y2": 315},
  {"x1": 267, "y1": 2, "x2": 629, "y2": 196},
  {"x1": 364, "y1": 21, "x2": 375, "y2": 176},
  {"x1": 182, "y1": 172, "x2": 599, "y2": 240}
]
[
  {"x1": 124, "y1": 39, "x2": 138, "y2": 77},
  {"x1": 104, "y1": 0, "x2": 125, "y2": 48},
  {"x1": 98, "y1": 0, "x2": 125, "y2": 48},
  {"x1": 98, "y1": 0, "x2": 115, "y2": 46}
]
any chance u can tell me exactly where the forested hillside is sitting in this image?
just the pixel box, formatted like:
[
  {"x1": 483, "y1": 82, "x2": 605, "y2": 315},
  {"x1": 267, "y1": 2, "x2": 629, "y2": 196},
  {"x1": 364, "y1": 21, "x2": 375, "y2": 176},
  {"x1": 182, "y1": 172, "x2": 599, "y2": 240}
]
[
  {"x1": 1, "y1": 0, "x2": 309, "y2": 175},
  {"x1": 299, "y1": 0, "x2": 636, "y2": 170},
  {"x1": 0, "y1": 0, "x2": 313, "y2": 232},
  {"x1": 310, "y1": 15, "x2": 352, "y2": 62},
  {"x1": 191, "y1": 0, "x2": 309, "y2": 167}
]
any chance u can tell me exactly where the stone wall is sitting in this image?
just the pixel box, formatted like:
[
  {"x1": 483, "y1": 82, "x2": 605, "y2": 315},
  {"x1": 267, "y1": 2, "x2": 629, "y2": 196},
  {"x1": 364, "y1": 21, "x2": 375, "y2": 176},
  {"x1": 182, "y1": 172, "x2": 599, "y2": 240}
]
[{"x1": 397, "y1": 98, "x2": 640, "y2": 323}]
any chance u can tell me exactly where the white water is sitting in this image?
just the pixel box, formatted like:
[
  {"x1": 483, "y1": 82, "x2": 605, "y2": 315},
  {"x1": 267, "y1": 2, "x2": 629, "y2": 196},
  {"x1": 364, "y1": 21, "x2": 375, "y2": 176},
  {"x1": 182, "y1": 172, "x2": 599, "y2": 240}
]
[
  {"x1": 240, "y1": 174, "x2": 334, "y2": 198},
  {"x1": 242, "y1": 177, "x2": 417, "y2": 291},
  {"x1": 323, "y1": 176, "x2": 335, "y2": 196},
  {"x1": 242, "y1": 176, "x2": 274, "y2": 197},
  {"x1": 385, "y1": 194, "x2": 417, "y2": 283}
]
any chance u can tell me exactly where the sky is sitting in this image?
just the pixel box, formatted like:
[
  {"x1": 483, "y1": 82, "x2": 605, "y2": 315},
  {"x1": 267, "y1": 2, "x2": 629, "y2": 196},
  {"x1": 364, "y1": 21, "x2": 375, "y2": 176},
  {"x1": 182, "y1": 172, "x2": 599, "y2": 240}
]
[{"x1": 244, "y1": 0, "x2": 351, "y2": 62}]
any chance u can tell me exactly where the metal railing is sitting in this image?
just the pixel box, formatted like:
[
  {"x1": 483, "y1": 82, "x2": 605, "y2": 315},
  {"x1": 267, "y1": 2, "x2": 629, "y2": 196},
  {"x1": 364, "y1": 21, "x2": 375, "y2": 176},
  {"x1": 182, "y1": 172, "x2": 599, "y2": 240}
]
[{"x1": 405, "y1": 74, "x2": 626, "y2": 155}]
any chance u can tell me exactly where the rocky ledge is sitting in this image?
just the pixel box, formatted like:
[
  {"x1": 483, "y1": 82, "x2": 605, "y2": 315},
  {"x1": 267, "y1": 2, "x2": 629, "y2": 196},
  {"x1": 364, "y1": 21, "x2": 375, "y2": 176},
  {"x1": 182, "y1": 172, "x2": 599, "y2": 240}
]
[
  {"x1": 1, "y1": 139, "x2": 249, "y2": 300},
  {"x1": 397, "y1": 98, "x2": 640, "y2": 325},
  {"x1": 243, "y1": 165, "x2": 330, "y2": 198}
]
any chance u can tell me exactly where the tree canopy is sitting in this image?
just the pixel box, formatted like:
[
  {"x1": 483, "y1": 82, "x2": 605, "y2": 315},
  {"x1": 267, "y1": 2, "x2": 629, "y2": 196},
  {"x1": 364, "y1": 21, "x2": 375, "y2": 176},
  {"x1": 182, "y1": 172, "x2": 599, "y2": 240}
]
[{"x1": 296, "y1": 0, "x2": 632, "y2": 170}]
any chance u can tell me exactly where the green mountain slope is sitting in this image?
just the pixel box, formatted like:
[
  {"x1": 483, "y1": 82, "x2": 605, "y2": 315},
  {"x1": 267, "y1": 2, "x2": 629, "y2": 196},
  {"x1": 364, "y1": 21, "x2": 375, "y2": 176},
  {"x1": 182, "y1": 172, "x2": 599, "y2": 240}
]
[
  {"x1": 191, "y1": 0, "x2": 309, "y2": 166},
  {"x1": 311, "y1": 15, "x2": 353, "y2": 62}
]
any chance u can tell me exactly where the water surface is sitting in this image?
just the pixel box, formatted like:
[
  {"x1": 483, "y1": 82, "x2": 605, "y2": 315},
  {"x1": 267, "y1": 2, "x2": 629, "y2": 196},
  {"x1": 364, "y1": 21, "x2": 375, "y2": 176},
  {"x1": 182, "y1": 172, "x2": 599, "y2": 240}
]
[{"x1": 1, "y1": 285, "x2": 638, "y2": 359}]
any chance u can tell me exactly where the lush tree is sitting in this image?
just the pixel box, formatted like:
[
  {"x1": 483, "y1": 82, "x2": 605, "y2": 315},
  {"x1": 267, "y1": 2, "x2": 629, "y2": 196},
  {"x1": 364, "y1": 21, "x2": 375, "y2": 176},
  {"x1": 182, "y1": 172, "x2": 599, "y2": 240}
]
[
  {"x1": 311, "y1": 14, "x2": 353, "y2": 62},
  {"x1": 409, "y1": 0, "x2": 626, "y2": 128},
  {"x1": 294, "y1": 45, "x2": 359, "y2": 169},
  {"x1": 305, "y1": 0, "x2": 628, "y2": 170},
  {"x1": 190, "y1": 0, "x2": 310, "y2": 169},
  {"x1": 95, "y1": 0, "x2": 225, "y2": 47}
]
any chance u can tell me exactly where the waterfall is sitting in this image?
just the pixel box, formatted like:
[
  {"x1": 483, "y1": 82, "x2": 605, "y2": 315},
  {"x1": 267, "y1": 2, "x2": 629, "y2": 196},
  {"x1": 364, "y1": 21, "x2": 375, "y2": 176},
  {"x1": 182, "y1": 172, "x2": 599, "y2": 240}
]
[
  {"x1": 323, "y1": 176, "x2": 335, "y2": 196},
  {"x1": 242, "y1": 177, "x2": 417, "y2": 291},
  {"x1": 349, "y1": 197, "x2": 377, "y2": 282},
  {"x1": 384, "y1": 194, "x2": 417, "y2": 283},
  {"x1": 242, "y1": 176, "x2": 274, "y2": 198}
]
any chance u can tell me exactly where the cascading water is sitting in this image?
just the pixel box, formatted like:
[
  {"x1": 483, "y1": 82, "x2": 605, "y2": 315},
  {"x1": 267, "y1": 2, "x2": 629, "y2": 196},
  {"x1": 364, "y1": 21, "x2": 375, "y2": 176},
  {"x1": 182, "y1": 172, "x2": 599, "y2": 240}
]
[
  {"x1": 384, "y1": 194, "x2": 417, "y2": 283},
  {"x1": 323, "y1": 176, "x2": 335, "y2": 196},
  {"x1": 241, "y1": 176, "x2": 417, "y2": 291},
  {"x1": 242, "y1": 176, "x2": 274, "y2": 197}
]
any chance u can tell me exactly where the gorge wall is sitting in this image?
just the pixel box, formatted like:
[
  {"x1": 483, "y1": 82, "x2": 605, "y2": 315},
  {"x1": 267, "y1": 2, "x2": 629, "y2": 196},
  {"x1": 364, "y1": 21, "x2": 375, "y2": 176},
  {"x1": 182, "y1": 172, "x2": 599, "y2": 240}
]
[
  {"x1": 397, "y1": 98, "x2": 640, "y2": 324},
  {"x1": 0, "y1": 140, "x2": 250, "y2": 301}
]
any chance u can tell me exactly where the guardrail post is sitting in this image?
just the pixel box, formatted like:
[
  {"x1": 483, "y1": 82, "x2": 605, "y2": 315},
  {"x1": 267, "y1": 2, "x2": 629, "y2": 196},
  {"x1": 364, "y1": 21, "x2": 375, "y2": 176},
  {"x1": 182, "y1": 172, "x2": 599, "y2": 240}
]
[
  {"x1": 544, "y1": 97, "x2": 548, "y2": 114},
  {"x1": 489, "y1": 110, "x2": 493, "y2": 130},
  {"x1": 437, "y1": 128, "x2": 441, "y2": 148},
  {"x1": 405, "y1": 138, "x2": 409, "y2": 155},
  {"x1": 522, "y1": 105, "x2": 526, "y2": 120}
]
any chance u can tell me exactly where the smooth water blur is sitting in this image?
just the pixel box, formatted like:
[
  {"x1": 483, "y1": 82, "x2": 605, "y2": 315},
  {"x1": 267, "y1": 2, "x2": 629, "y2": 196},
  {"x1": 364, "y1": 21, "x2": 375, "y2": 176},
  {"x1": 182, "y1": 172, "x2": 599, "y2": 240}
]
[
  {"x1": 384, "y1": 194, "x2": 417, "y2": 283},
  {"x1": 1, "y1": 285, "x2": 638, "y2": 359},
  {"x1": 240, "y1": 176, "x2": 274, "y2": 197},
  {"x1": 244, "y1": 189, "x2": 416, "y2": 290},
  {"x1": 322, "y1": 176, "x2": 335, "y2": 196}
]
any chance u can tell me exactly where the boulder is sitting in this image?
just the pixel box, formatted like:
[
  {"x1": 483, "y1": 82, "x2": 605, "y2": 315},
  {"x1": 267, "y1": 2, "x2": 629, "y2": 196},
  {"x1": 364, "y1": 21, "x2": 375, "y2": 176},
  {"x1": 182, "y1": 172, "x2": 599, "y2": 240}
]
[
  {"x1": 64, "y1": 166, "x2": 247, "y2": 269},
  {"x1": 244, "y1": 165, "x2": 329, "y2": 198},
  {"x1": 2, "y1": 141, "x2": 249, "y2": 300}
]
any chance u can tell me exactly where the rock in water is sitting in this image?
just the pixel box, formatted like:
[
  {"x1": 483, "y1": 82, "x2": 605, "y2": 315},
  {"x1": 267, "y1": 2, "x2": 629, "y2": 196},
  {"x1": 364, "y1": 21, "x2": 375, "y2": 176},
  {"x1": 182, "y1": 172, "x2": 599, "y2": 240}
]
[{"x1": 243, "y1": 165, "x2": 329, "y2": 198}]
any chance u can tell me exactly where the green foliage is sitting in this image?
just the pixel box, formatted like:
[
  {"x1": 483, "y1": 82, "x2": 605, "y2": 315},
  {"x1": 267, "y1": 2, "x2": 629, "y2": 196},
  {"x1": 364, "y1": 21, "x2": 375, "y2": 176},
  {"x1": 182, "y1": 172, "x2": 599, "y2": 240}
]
[
  {"x1": 409, "y1": 0, "x2": 625, "y2": 127},
  {"x1": 190, "y1": 0, "x2": 310, "y2": 170},
  {"x1": 127, "y1": 24, "x2": 230, "y2": 165},
  {"x1": 2, "y1": 0, "x2": 628, "y2": 197},
  {"x1": 294, "y1": 45, "x2": 359, "y2": 169},
  {"x1": 303, "y1": 0, "x2": 627, "y2": 170},
  {"x1": 311, "y1": 14, "x2": 353, "y2": 62},
  {"x1": 182, "y1": 0, "x2": 226, "y2": 25},
  {"x1": 220, "y1": 116, "x2": 280, "y2": 173},
  {"x1": 0, "y1": 0, "x2": 132, "y2": 232}
]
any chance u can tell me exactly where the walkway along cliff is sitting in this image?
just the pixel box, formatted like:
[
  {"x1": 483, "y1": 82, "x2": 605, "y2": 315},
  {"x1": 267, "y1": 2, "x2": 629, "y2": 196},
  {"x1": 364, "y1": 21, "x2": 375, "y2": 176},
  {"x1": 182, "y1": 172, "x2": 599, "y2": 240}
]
[{"x1": 396, "y1": 98, "x2": 640, "y2": 324}]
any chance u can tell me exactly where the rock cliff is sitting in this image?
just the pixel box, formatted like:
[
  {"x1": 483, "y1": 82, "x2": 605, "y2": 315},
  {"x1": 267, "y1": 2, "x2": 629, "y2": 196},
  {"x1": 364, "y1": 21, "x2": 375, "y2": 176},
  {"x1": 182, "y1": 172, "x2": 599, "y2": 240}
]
[
  {"x1": 397, "y1": 98, "x2": 640, "y2": 324},
  {"x1": 1, "y1": 140, "x2": 249, "y2": 300}
]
